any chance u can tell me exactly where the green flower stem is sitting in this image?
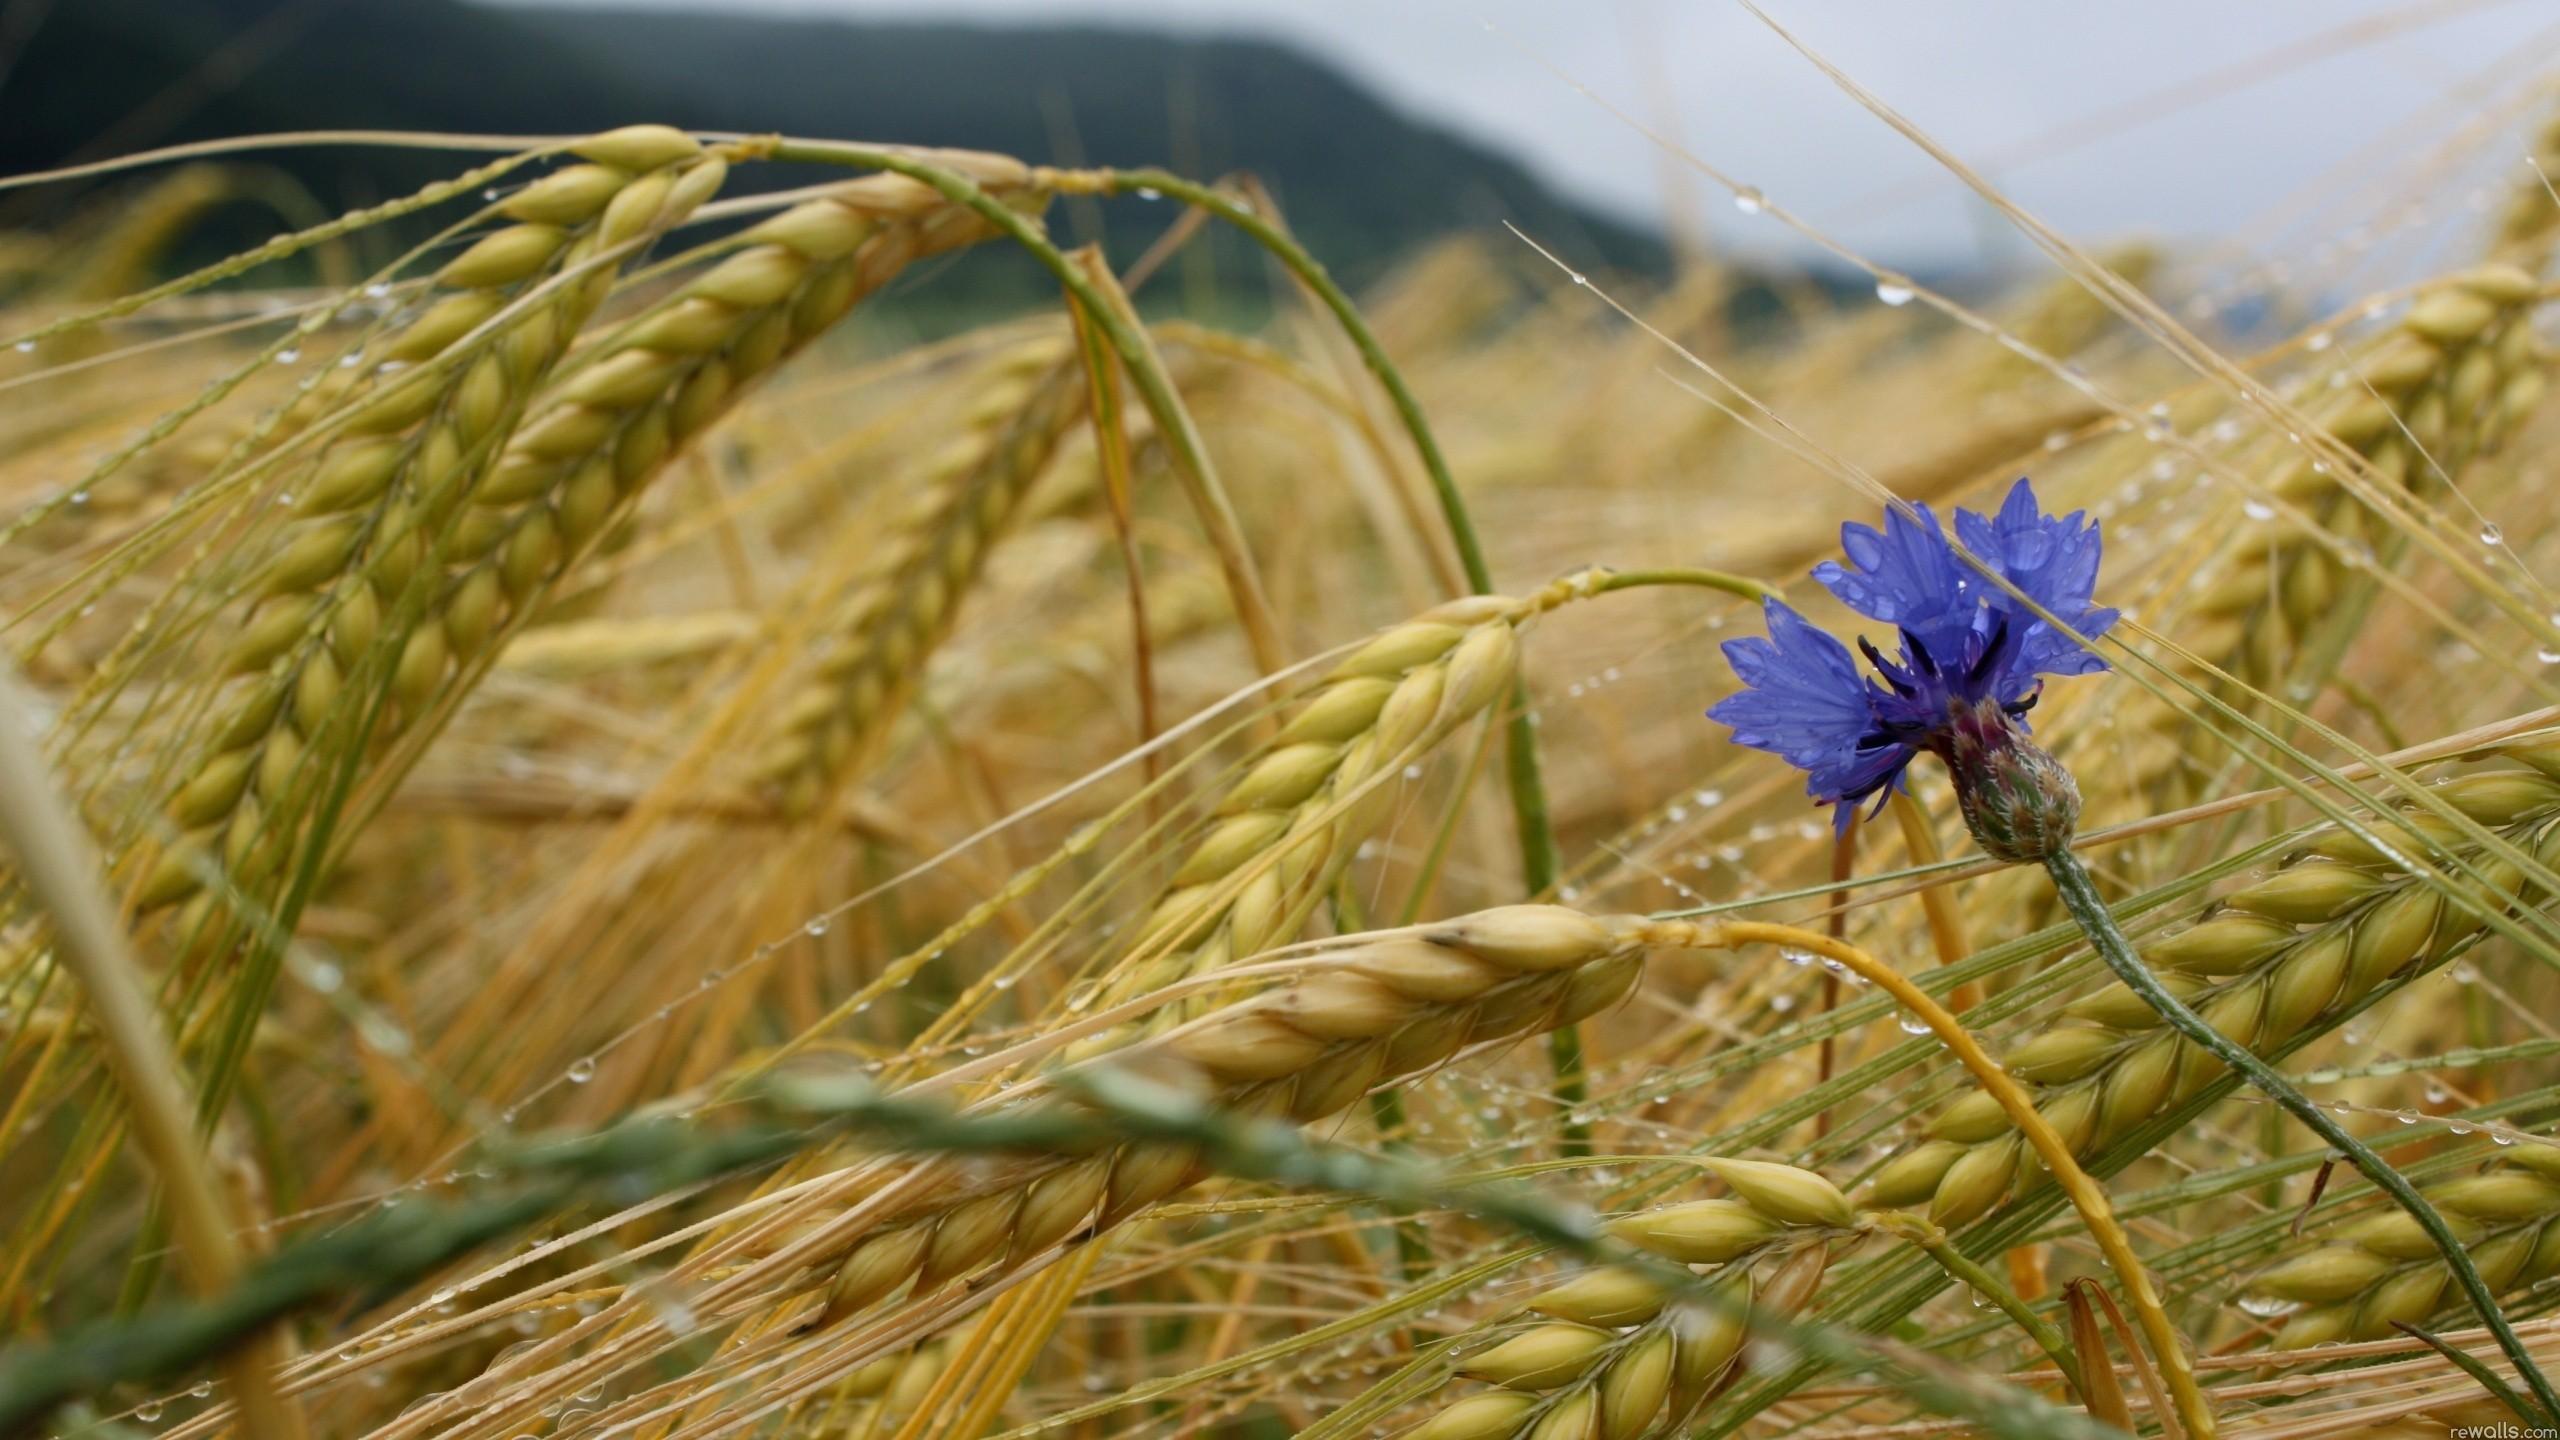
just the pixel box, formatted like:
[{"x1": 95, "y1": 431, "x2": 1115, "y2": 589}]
[{"x1": 2042, "y1": 846, "x2": 2560, "y2": 1427}]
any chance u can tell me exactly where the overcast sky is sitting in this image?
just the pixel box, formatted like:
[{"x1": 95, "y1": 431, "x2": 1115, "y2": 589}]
[{"x1": 509, "y1": 0, "x2": 2559, "y2": 274}]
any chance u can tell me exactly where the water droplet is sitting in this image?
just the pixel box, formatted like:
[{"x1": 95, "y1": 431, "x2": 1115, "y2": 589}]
[
  {"x1": 566, "y1": 1056, "x2": 596, "y2": 1084},
  {"x1": 2243, "y1": 500, "x2": 2276, "y2": 522},
  {"x1": 1568, "y1": 271, "x2": 1588, "y2": 287},
  {"x1": 136, "y1": 1401, "x2": 163, "y2": 1422},
  {"x1": 2041, "y1": 428, "x2": 2071, "y2": 452},
  {"x1": 303, "y1": 960, "x2": 342, "y2": 994},
  {"x1": 276, "y1": 347, "x2": 301, "y2": 365},
  {"x1": 2237, "y1": 1294, "x2": 2299, "y2": 1318},
  {"x1": 360, "y1": 1016, "x2": 410, "y2": 1055},
  {"x1": 1732, "y1": 187, "x2": 1765, "y2": 214},
  {"x1": 2480, "y1": 522, "x2": 2506, "y2": 546},
  {"x1": 805, "y1": 918, "x2": 829, "y2": 937},
  {"x1": 12, "y1": 339, "x2": 33, "y2": 354},
  {"x1": 2305, "y1": 331, "x2": 2333, "y2": 352},
  {"x1": 1896, "y1": 1015, "x2": 1930, "y2": 1035},
  {"x1": 1874, "y1": 277, "x2": 1915, "y2": 307},
  {"x1": 2495, "y1": 1132, "x2": 2517, "y2": 1146},
  {"x1": 2539, "y1": 647, "x2": 2560, "y2": 665},
  {"x1": 1134, "y1": 186, "x2": 1163, "y2": 201},
  {"x1": 1779, "y1": 948, "x2": 1814, "y2": 968}
]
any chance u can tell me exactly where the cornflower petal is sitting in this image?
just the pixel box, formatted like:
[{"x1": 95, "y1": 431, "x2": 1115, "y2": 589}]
[{"x1": 1709, "y1": 479, "x2": 2112, "y2": 832}]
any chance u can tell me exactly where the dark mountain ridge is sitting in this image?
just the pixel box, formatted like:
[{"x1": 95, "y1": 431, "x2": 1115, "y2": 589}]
[{"x1": 2, "y1": 0, "x2": 1666, "y2": 294}]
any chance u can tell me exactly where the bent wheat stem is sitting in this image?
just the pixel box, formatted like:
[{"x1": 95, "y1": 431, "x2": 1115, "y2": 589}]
[{"x1": 1700, "y1": 918, "x2": 2215, "y2": 1440}]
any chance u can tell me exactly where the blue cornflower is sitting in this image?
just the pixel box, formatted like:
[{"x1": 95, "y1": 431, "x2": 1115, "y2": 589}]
[{"x1": 1708, "y1": 478, "x2": 2116, "y2": 859}]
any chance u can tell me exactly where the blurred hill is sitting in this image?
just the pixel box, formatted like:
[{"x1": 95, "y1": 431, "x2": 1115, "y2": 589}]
[{"x1": 0, "y1": 0, "x2": 1668, "y2": 298}]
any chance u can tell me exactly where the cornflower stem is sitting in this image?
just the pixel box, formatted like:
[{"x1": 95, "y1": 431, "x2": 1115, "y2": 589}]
[
  {"x1": 1866, "y1": 1210, "x2": 2083, "y2": 1405},
  {"x1": 2042, "y1": 847, "x2": 2560, "y2": 1429},
  {"x1": 1703, "y1": 919, "x2": 2217, "y2": 1440}
]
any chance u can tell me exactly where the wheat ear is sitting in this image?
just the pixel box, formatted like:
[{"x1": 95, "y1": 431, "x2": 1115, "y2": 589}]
[
  {"x1": 1389, "y1": 1168, "x2": 1847, "y2": 1440},
  {"x1": 136, "y1": 126, "x2": 724, "y2": 921},
  {"x1": 1869, "y1": 758, "x2": 2560, "y2": 1227},
  {"x1": 348, "y1": 156, "x2": 1053, "y2": 812},
  {"x1": 750, "y1": 344, "x2": 1089, "y2": 814},
  {"x1": 811, "y1": 905, "x2": 1665, "y2": 1328},
  {"x1": 148, "y1": 155, "x2": 1050, "y2": 934},
  {"x1": 2254, "y1": 1142, "x2": 2560, "y2": 1347},
  {"x1": 1077, "y1": 591, "x2": 1538, "y2": 1020}
]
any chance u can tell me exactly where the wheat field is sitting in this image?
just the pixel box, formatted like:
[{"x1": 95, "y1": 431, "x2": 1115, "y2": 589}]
[{"x1": 7, "y1": 17, "x2": 2560, "y2": 1440}]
